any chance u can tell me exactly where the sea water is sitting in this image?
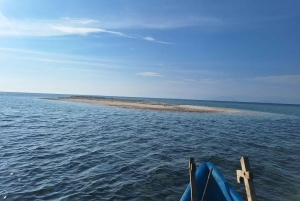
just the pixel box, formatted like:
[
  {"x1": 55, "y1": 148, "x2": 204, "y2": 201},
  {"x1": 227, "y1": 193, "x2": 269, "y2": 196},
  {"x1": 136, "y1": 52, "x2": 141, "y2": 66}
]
[{"x1": 0, "y1": 92, "x2": 299, "y2": 200}]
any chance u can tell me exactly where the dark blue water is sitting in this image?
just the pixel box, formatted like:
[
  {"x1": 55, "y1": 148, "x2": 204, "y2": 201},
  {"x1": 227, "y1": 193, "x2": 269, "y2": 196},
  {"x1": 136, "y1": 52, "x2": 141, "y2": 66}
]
[{"x1": 0, "y1": 92, "x2": 299, "y2": 200}]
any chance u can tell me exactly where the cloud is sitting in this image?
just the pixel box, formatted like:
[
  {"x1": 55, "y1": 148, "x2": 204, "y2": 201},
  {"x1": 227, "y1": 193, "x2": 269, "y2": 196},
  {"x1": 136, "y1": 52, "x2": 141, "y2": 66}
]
[
  {"x1": 143, "y1": 36, "x2": 171, "y2": 44},
  {"x1": 97, "y1": 17, "x2": 223, "y2": 30},
  {"x1": 144, "y1": 37, "x2": 155, "y2": 41},
  {"x1": 0, "y1": 47, "x2": 123, "y2": 70},
  {"x1": 52, "y1": 27, "x2": 170, "y2": 44},
  {"x1": 182, "y1": 78, "x2": 215, "y2": 84},
  {"x1": 183, "y1": 79, "x2": 197, "y2": 83},
  {"x1": 165, "y1": 78, "x2": 215, "y2": 85},
  {"x1": 135, "y1": 72, "x2": 163, "y2": 77},
  {"x1": 0, "y1": 12, "x2": 171, "y2": 44},
  {"x1": 60, "y1": 17, "x2": 101, "y2": 24},
  {"x1": 164, "y1": 80, "x2": 184, "y2": 84},
  {"x1": 200, "y1": 79, "x2": 215, "y2": 84},
  {"x1": 252, "y1": 75, "x2": 300, "y2": 84},
  {"x1": 51, "y1": 26, "x2": 104, "y2": 35},
  {"x1": 51, "y1": 26, "x2": 136, "y2": 38}
]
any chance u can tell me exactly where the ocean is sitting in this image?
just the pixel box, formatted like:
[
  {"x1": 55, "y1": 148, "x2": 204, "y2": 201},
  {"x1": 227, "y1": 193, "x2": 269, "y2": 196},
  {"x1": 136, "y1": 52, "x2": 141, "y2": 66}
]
[{"x1": 0, "y1": 92, "x2": 299, "y2": 200}]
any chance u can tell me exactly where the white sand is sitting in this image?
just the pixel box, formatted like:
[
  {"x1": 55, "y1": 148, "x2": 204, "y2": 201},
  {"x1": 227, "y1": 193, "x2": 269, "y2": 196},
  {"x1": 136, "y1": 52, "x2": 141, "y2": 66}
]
[{"x1": 46, "y1": 96, "x2": 239, "y2": 113}]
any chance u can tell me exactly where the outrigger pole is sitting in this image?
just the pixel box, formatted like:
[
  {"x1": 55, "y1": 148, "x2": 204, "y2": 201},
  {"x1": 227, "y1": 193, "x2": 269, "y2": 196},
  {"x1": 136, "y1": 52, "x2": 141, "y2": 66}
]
[
  {"x1": 189, "y1": 158, "x2": 198, "y2": 201},
  {"x1": 237, "y1": 156, "x2": 257, "y2": 201},
  {"x1": 189, "y1": 158, "x2": 213, "y2": 201},
  {"x1": 188, "y1": 156, "x2": 257, "y2": 201}
]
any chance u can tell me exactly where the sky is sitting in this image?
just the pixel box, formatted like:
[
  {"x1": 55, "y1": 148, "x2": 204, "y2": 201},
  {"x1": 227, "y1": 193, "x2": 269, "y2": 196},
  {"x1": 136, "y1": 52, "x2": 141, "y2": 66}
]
[{"x1": 0, "y1": 0, "x2": 300, "y2": 104}]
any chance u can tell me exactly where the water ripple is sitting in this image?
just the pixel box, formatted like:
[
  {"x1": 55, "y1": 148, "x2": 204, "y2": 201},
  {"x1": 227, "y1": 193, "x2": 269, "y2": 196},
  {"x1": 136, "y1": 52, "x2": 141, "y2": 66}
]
[{"x1": 0, "y1": 93, "x2": 299, "y2": 200}]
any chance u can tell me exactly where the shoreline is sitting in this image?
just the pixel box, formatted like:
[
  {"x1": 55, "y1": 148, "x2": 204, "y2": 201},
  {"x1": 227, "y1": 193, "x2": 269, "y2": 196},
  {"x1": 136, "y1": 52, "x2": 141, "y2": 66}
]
[{"x1": 44, "y1": 96, "x2": 239, "y2": 113}]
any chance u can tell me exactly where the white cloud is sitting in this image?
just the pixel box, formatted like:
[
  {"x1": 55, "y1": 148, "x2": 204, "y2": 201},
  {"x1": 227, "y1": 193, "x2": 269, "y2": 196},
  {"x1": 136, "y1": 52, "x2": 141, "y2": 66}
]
[
  {"x1": 135, "y1": 72, "x2": 163, "y2": 77},
  {"x1": 183, "y1": 79, "x2": 197, "y2": 83},
  {"x1": 252, "y1": 75, "x2": 300, "y2": 84},
  {"x1": 51, "y1": 26, "x2": 104, "y2": 35},
  {"x1": 53, "y1": 27, "x2": 171, "y2": 44},
  {"x1": 182, "y1": 78, "x2": 215, "y2": 84},
  {"x1": 0, "y1": 47, "x2": 123, "y2": 70},
  {"x1": 60, "y1": 17, "x2": 101, "y2": 24},
  {"x1": 144, "y1": 37, "x2": 155, "y2": 41},
  {"x1": 164, "y1": 80, "x2": 184, "y2": 84},
  {"x1": 51, "y1": 26, "x2": 136, "y2": 38},
  {"x1": 200, "y1": 79, "x2": 215, "y2": 84},
  {"x1": 143, "y1": 36, "x2": 171, "y2": 44},
  {"x1": 97, "y1": 17, "x2": 223, "y2": 30},
  {"x1": 0, "y1": 12, "x2": 171, "y2": 44},
  {"x1": 0, "y1": 12, "x2": 10, "y2": 27},
  {"x1": 165, "y1": 78, "x2": 215, "y2": 85}
]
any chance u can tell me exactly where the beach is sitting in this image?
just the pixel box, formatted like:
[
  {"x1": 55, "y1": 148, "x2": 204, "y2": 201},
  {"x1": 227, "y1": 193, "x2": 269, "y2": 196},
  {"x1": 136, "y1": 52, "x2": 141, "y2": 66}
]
[{"x1": 45, "y1": 96, "x2": 238, "y2": 113}]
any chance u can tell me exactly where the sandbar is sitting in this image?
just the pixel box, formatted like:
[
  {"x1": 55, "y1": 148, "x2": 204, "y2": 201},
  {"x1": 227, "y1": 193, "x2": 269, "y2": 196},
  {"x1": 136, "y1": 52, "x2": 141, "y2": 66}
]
[{"x1": 45, "y1": 96, "x2": 239, "y2": 113}]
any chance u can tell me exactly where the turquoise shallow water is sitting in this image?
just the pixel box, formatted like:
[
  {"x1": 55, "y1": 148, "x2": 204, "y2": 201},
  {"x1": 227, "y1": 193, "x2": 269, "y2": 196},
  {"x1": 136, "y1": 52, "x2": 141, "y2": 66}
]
[{"x1": 0, "y1": 92, "x2": 299, "y2": 200}]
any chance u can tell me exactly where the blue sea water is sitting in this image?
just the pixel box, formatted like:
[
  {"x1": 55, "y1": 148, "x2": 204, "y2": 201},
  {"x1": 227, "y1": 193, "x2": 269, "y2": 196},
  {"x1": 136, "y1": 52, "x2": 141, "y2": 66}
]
[{"x1": 0, "y1": 92, "x2": 299, "y2": 201}]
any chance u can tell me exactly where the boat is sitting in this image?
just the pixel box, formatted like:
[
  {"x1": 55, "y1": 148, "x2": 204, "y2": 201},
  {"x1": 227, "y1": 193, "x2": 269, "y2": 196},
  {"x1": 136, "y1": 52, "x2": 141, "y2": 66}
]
[{"x1": 180, "y1": 162, "x2": 244, "y2": 201}]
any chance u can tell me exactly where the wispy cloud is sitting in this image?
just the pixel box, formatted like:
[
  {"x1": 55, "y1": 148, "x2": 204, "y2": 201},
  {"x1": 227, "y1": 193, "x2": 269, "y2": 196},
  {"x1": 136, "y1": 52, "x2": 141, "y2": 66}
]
[
  {"x1": 199, "y1": 79, "x2": 215, "y2": 84},
  {"x1": 143, "y1": 36, "x2": 172, "y2": 44},
  {"x1": 0, "y1": 12, "x2": 170, "y2": 44},
  {"x1": 165, "y1": 80, "x2": 184, "y2": 84},
  {"x1": 182, "y1": 78, "x2": 215, "y2": 84},
  {"x1": 97, "y1": 17, "x2": 223, "y2": 29},
  {"x1": 0, "y1": 47, "x2": 125, "y2": 70},
  {"x1": 51, "y1": 26, "x2": 104, "y2": 35},
  {"x1": 51, "y1": 26, "x2": 136, "y2": 38},
  {"x1": 60, "y1": 17, "x2": 101, "y2": 24},
  {"x1": 165, "y1": 78, "x2": 215, "y2": 85},
  {"x1": 135, "y1": 72, "x2": 163, "y2": 77},
  {"x1": 0, "y1": 47, "x2": 114, "y2": 62},
  {"x1": 252, "y1": 75, "x2": 300, "y2": 84},
  {"x1": 144, "y1": 37, "x2": 155, "y2": 41},
  {"x1": 183, "y1": 79, "x2": 197, "y2": 83}
]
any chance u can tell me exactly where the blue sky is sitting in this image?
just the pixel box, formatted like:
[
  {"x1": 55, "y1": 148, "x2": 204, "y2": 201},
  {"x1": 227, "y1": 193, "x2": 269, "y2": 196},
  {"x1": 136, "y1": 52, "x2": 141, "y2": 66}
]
[{"x1": 0, "y1": 0, "x2": 300, "y2": 104}]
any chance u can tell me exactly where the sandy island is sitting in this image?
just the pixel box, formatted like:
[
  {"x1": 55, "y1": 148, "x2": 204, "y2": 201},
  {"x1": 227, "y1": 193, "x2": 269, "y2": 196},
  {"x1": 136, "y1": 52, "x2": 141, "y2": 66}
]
[{"x1": 45, "y1": 96, "x2": 239, "y2": 113}]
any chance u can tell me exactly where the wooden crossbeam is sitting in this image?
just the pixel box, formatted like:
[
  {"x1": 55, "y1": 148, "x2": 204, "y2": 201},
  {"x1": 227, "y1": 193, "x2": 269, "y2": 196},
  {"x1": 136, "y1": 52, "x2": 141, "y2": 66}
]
[
  {"x1": 236, "y1": 157, "x2": 257, "y2": 201},
  {"x1": 189, "y1": 158, "x2": 198, "y2": 201}
]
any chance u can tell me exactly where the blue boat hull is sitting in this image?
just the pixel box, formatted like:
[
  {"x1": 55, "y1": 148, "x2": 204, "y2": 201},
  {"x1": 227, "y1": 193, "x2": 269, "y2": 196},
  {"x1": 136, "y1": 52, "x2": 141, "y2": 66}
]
[{"x1": 180, "y1": 162, "x2": 243, "y2": 201}]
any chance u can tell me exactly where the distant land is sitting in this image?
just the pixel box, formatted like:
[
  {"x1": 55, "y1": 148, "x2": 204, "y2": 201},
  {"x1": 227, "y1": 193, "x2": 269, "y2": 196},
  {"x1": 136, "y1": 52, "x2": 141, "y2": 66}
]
[
  {"x1": 1, "y1": 91, "x2": 299, "y2": 105},
  {"x1": 44, "y1": 96, "x2": 240, "y2": 113}
]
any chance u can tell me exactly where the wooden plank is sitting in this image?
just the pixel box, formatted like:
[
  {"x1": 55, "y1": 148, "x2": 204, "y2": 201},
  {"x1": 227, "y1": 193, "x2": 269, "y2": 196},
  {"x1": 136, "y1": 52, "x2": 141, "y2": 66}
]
[
  {"x1": 237, "y1": 156, "x2": 257, "y2": 201},
  {"x1": 189, "y1": 158, "x2": 198, "y2": 201}
]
